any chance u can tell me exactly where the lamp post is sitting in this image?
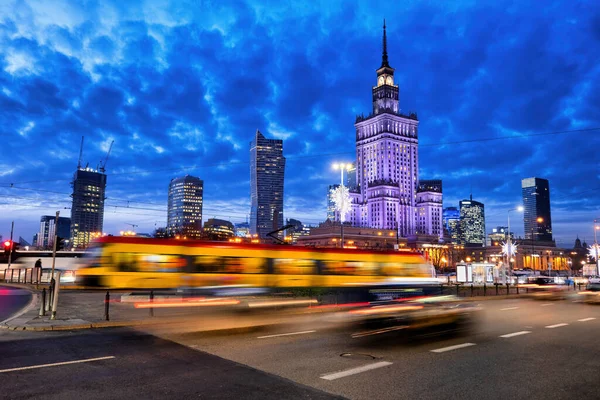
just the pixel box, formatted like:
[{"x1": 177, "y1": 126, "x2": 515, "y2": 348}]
[
  {"x1": 594, "y1": 220, "x2": 600, "y2": 276},
  {"x1": 332, "y1": 163, "x2": 352, "y2": 248},
  {"x1": 506, "y1": 206, "x2": 524, "y2": 281}
]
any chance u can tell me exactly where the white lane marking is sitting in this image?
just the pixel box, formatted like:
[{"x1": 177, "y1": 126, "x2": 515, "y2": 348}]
[
  {"x1": 545, "y1": 323, "x2": 568, "y2": 329},
  {"x1": 430, "y1": 343, "x2": 476, "y2": 353},
  {"x1": 320, "y1": 361, "x2": 393, "y2": 381},
  {"x1": 500, "y1": 331, "x2": 531, "y2": 338},
  {"x1": 0, "y1": 356, "x2": 115, "y2": 374},
  {"x1": 257, "y1": 330, "x2": 316, "y2": 339},
  {"x1": 541, "y1": 303, "x2": 553, "y2": 307},
  {"x1": 500, "y1": 307, "x2": 519, "y2": 311},
  {"x1": 578, "y1": 317, "x2": 596, "y2": 322}
]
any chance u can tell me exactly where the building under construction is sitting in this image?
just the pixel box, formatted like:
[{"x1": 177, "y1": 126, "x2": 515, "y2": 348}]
[{"x1": 70, "y1": 138, "x2": 111, "y2": 249}]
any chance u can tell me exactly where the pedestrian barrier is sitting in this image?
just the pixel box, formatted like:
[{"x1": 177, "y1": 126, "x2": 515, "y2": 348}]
[{"x1": 2, "y1": 267, "x2": 75, "y2": 284}]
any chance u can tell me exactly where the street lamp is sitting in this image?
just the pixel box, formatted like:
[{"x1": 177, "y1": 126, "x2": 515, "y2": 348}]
[
  {"x1": 593, "y1": 220, "x2": 600, "y2": 276},
  {"x1": 332, "y1": 162, "x2": 352, "y2": 248},
  {"x1": 506, "y1": 206, "x2": 524, "y2": 279}
]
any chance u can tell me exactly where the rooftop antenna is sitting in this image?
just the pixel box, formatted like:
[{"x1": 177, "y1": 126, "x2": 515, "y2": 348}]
[
  {"x1": 77, "y1": 136, "x2": 84, "y2": 169},
  {"x1": 98, "y1": 140, "x2": 114, "y2": 173}
]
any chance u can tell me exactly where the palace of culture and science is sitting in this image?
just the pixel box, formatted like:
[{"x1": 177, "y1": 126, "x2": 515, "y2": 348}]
[{"x1": 347, "y1": 21, "x2": 442, "y2": 239}]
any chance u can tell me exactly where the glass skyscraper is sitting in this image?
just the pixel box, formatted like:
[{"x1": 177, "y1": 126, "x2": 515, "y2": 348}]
[
  {"x1": 167, "y1": 175, "x2": 204, "y2": 238},
  {"x1": 327, "y1": 184, "x2": 340, "y2": 221},
  {"x1": 250, "y1": 130, "x2": 285, "y2": 239},
  {"x1": 443, "y1": 207, "x2": 461, "y2": 244},
  {"x1": 38, "y1": 215, "x2": 71, "y2": 249},
  {"x1": 459, "y1": 197, "x2": 485, "y2": 246},
  {"x1": 70, "y1": 168, "x2": 106, "y2": 249},
  {"x1": 521, "y1": 177, "x2": 552, "y2": 242}
]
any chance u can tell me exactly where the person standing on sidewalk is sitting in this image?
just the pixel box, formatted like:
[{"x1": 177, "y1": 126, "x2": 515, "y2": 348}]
[{"x1": 34, "y1": 259, "x2": 42, "y2": 283}]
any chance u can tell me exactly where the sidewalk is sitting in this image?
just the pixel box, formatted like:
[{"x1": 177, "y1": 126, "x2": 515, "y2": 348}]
[{"x1": 0, "y1": 288, "x2": 333, "y2": 332}]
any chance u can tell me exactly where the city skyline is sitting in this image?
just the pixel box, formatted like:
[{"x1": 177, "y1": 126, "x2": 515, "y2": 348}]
[{"x1": 0, "y1": 1, "x2": 599, "y2": 246}]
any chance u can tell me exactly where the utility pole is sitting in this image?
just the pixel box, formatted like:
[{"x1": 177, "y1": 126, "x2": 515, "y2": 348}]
[
  {"x1": 7, "y1": 221, "x2": 14, "y2": 268},
  {"x1": 51, "y1": 211, "x2": 59, "y2": 281}
]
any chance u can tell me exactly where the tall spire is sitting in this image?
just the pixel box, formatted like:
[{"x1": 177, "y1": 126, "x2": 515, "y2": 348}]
[{"x1": 381, "y1": 19, "x2": 390, "y2": 68}]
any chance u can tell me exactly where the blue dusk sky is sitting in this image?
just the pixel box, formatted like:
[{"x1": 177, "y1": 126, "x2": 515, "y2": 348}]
[{"x1": 0, "y1": 0, "x2": 599, "y2": 247}]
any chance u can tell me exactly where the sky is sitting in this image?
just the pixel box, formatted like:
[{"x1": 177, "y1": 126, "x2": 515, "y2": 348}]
[{"x1": 0, "y1": 0, "x2": 599, "y2": 248}]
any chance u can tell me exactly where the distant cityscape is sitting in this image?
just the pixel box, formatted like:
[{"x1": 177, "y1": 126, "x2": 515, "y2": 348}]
[{"x1": 4, "y1": 23, "x2": 597, "y2": 274}]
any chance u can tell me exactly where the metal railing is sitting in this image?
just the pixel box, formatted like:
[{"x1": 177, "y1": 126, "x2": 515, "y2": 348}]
[{"x1": 2, "y1": 268, "x2": 74, "y2": 284}]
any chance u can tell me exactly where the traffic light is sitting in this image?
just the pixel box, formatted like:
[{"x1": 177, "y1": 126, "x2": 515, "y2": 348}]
[
  {"x1": 3, "y1": 240, "x2": 12, "y2": 254},
  {"x1": 56, "y1": 237, "x2": 65, "y2": 251}
]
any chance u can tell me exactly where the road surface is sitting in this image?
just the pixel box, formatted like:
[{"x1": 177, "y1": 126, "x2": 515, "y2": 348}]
[{"x1": 0, "y1": 286, "x2": 32, "y2": 322}]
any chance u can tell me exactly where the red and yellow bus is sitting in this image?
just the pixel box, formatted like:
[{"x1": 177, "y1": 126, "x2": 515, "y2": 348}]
[{"x1": 75, "y1": 236, "x2": 436, "y2": 290}]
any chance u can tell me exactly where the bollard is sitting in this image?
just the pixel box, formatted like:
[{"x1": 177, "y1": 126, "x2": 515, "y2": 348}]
[
  {"x1": 516, "y1": 284, "x2": 519, "y2": 295},
  {"x1": 50, "y1": 273, "x2": 60, "y2": 320},
  {"x1": 46, "y1": 281, "x2": 54, "y2": 312},
  {"x1": 470, "y1": 284, "x2": 474, "y2": 297},
  {"x1": 573, "y1": 281, "x2": 576, "y2": 291},
  {"x1": 104, "y1": 291, "x2": 110, "y2": 321},
  {"x1": 440, "y1": 284, "x2": 444, "y2": 295},
  {"x1": 149, "y1": 290, "x2": 154, "y2": 317},
  {"x1": 578, "y1": 283, "x2": 581, "y2": 291},
  {"x1": 455, "y1": 284, "x2": 460, "y2": 297},
  {"x1": 506, "y1": 283, "x2": 510, "y2": 295},
  {"x1": 484, "y1": 283, "x2": 487, "y2": 296},
  {"x1": 495, "y1": 283, "x2": 499, "y2": 295},
  {"x1": 39, "y1": 288, "x2": 47, "y2": 316}
]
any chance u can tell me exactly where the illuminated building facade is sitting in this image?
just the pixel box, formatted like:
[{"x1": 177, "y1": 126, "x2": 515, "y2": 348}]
[
  {"x1": 443, "y1": 207, "x2": 461, "y2": 244},
  {"x1": 70, "y1": 168, "x2": 106, "y2": 249},
  {"x1": 488, "y1": 226, "x2": 512, "y2": 246},
  {"x1": 167, "y1": 175, "x2": 203, "y2": 238},
  {"x1": 250, "y1": 130, "x2": 286, "y2": 239},
  {"x1": 348, "y1": 22, "x2": 440, "y2": 237},
  {"x1": 416, "y1": 180, "x2": 443, "y2": 238},
  {"x1": 37, "y1": 215, "x2": 71, "y2": 249},
  {"x1": 203, "y1": 218, "x2": 234, "y2": 241},
  {"x1": 459, "y1": 197, "x2": 485, "y2": 247},
  {"x1": 522, "y1": 177, "x2": 553, "y2": 242}
]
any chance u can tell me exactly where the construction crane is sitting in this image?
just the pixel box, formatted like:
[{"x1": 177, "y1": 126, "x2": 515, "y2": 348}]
[
  {"x1": 98, "y1": 140, "x2": 114, "y2": 173},
  {"x1": 77, "y1": 136, "x2": 84, "y2": 169},
  {"x1": 125, "y1": 223, "x2": 138, "y2": 230}
]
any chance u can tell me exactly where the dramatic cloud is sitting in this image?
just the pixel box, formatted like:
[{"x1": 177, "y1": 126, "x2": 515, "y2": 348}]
[{"x1": 0, "y1": 0, "x2": 599, "y2": 247}]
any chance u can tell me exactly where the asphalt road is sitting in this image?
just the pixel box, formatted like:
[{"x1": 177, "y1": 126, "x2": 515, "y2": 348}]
[
  {"x1": 0, "y1": 328, "x2": 343, "y2": 400},
  {"x1": 0, "y1": 286, "x2": 32, "y2": 322},
  {"x1": 161, "y1": 297, "x2": 600, "y2": 400}
]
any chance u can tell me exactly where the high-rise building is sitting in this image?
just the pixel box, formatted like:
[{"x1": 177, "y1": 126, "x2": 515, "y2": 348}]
[
  {"x1": 327, "y1": 184, "x2": 340, "y2": 221},
  {"x1": 416, "y1": 180, "x2": 443, "y2": 237},
  {"x1": 459, "y1": 197, "x2": 485, "y2": 247},
  {"x1": 443, "y1": 207, "x2": 461, "y2": 244},
  {"x1": 250, "y1": 130, "x2": 285, "y2": 239},
  {"x1": 167, "y1": 175, "x2": 204, "y2": 238},
  {"x1": 349, "y1": 22, "x2": 428, "y2": 237},
  {"x1": 37, "y1": 215, "x2": 71, "y2": 249},
  {"x1": 70, "y1": 168, "x2": 106, "y2": 249},
  {"x1": 522, "y1": 177, "x2": 553, "y2": 242},
  {"x1": 203, "y1": 218, "x2": 234, "y2": 241}
]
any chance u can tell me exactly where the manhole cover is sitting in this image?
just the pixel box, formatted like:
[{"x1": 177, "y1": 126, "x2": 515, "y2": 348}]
[{"x1": 340, "y1": 352, "x2": 379, "y2": 360}]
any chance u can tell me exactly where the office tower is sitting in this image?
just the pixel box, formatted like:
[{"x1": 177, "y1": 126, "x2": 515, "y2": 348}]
[
  {"x1": 250, "y1": 130, "x2": 286, "y2": 239},
  {"x1": 521, "y1": 177, "x2": 553, "y2": 242},
  {"x1": 38, "y1": 215, "x2": 71, "y2": 249},
  {"x1": 327, "y1": 184, "x2": 340, "y2": 221},
  {"x1": 167, "y1": 175, "x2": 204, "y2": 238},
  {"x1": 459, "y1": 196, "x2": 485, "y2": 246},
  {"x1": 349, "y1": 21, "x2": 421, "y2": 237},
  {"x1": 70, "y1": 168, "x2": 106, "y2": 249},
  {"x1": 416, "y1": 180, "x2": 443, "y2": 237},
  {"x1": 443, "y1": 207, "x2": 461, "y2": 244}
]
